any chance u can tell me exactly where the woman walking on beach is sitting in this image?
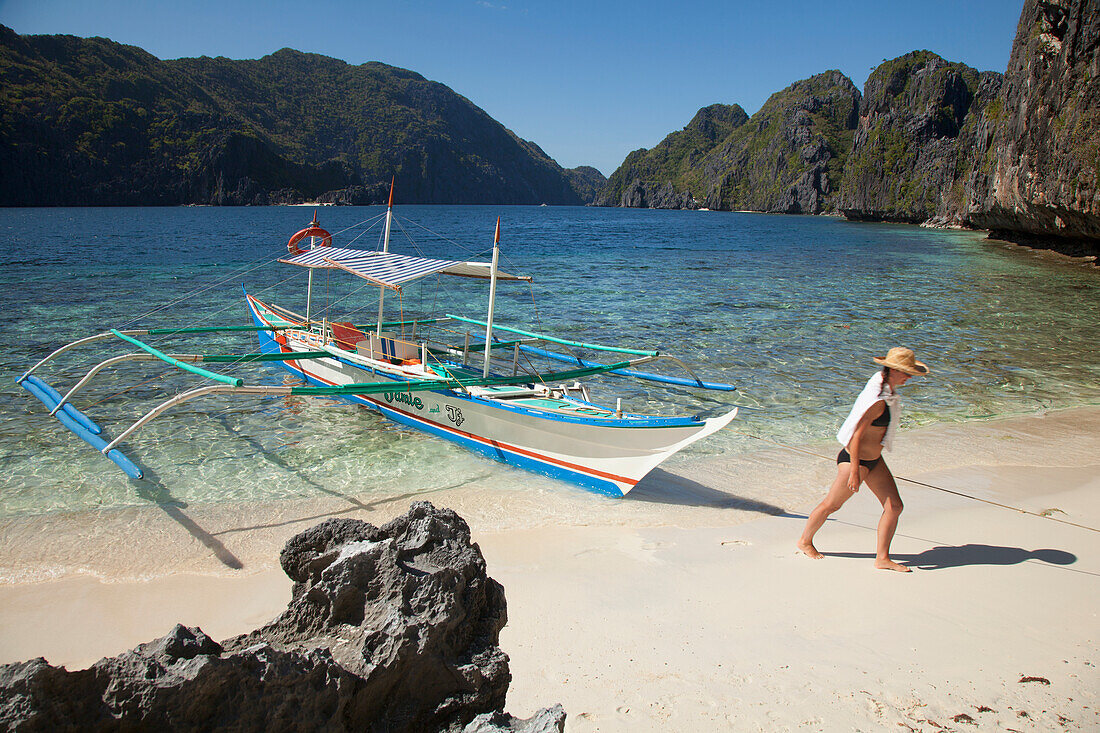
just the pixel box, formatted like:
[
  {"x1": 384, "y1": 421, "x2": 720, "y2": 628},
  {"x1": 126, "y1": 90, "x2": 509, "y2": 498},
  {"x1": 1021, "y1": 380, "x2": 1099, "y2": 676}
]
[{"x1": 797, "y1": 348, "x2": 929, "y2": 572}]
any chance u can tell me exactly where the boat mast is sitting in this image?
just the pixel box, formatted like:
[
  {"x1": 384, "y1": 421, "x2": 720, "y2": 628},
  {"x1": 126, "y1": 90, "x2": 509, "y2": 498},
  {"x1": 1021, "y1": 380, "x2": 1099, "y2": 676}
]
[
  {"x1": 482, "y1": 216, "x2": 501, "y2": 378},
  {"x1": 376, "y1": 177, "x2": 395, "y2": 335},
  {"x1": 305, "y1": 210, "x2": 319, "y2": 324}
]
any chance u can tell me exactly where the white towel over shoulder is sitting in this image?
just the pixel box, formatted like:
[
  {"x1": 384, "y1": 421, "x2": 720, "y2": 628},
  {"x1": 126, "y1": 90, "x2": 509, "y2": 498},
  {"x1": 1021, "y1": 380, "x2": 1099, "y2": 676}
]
[{"x1": 836, "y1": 371, "x2": 901, "y2": 451}]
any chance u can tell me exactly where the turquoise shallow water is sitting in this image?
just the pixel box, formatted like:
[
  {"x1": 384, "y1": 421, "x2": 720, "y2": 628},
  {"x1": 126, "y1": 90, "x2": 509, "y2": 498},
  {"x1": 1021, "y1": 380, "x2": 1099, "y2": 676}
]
[{"x1": 1, "y1": 206, "x2": 1098, "y2": 517}]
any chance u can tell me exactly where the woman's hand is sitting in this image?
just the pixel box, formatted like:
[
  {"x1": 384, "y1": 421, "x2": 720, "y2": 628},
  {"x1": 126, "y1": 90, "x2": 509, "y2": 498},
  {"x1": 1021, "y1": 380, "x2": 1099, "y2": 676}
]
[{"x1": 847, "y1": 469, "x2": 861, "y2": 492}]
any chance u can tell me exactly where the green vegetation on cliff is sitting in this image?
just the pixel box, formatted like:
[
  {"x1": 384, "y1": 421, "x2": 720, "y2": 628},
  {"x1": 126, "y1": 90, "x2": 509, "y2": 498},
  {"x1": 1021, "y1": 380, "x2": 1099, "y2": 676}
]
[
  {"x1": 838, "y1": 50, "x2": 990, "y2": 223},
  {"x1": 596, "y1": 72, "x2": 859, "y2": 214},
  {"x1": 0, "y1": 25, "x2": 587, "y2": 205},
  {"x1": 699, "y1": 71, "x2": 859, "y2": 213},
  {"x1": 595, "y1": 104, "x2": 749, "y2": 208}
]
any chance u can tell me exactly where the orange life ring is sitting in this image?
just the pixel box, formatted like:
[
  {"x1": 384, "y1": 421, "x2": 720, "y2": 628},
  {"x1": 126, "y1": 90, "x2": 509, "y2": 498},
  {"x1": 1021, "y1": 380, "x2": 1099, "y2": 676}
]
[{"x1": 287, "y1": 223, "x2": 333, "y2": 256}]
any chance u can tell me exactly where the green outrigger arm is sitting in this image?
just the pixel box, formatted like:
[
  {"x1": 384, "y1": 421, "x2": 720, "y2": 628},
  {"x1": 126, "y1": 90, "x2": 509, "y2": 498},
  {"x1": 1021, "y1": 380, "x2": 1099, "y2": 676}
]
[
  {"x1": 30, "y1": 326, "x2": 642, "y2": 477},
  {"x1": 445, "y1": 315, "x2": 659, "y2": 357},
  {"x1": 110, "y1": 329, "x2": 631, "y2": 396},
  {"x1": 200, "y1": 351, "x2": 333, "y2": 363},
  {"x1": 111, "y1": 330, "x2": 341, "y2": 384},
  {"x1": 112, "y1": 330, "x2": 247, "y2": 387},
  {"x1": 144, "y1": 319, "x2": 447, "y2": 335},
  {"x1": 144, "y1": 325, "x2": 303, "y2": 335}
]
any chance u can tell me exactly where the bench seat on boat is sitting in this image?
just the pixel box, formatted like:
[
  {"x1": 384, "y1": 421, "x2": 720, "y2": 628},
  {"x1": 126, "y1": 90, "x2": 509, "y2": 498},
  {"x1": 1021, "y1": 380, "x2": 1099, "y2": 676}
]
[
  {"x1": 467, "y1": 384, "x2": 538, "y2": 399},
  {"x1": 360, "y1": 331, "x2": 420, "y2": 364},
  {"x1": 510, "y1": 397, "x2": 615, "y2": 417}
]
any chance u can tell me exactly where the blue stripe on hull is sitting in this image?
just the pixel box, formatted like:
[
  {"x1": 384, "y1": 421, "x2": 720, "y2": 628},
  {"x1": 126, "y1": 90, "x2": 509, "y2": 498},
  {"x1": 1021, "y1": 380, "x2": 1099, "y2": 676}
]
[{"x1": 371, "y1": 399, "x2": 626, "y2": 496}]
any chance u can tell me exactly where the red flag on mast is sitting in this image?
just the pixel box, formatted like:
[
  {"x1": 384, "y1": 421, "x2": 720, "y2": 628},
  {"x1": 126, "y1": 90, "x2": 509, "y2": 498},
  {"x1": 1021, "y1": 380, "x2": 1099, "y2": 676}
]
[
  {"x1": 494, "y1": 216, "x2": 501, "y2": 244},
  {"x1": 387, "y1": 176, "x2": 395, "y2": 209}
]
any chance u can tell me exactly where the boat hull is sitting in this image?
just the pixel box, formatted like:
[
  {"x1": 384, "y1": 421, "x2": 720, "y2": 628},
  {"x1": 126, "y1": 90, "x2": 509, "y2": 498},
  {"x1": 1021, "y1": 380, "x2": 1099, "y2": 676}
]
[{"x1": 247, "y1": 296, "x2": 735, "y2": 495}]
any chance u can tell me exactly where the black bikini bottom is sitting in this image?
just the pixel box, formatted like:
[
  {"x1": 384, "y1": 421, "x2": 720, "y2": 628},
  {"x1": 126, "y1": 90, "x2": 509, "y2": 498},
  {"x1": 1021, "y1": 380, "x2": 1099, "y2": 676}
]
[{"x1": 837, "y1": 448, "x2": 882, "y2": 472}]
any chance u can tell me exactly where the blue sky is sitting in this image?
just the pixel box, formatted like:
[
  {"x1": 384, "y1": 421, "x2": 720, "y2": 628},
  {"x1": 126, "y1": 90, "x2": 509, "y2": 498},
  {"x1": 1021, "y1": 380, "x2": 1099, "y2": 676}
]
[{"x1": 1, "y1": 0, "x2": 1023, "y2": 176}]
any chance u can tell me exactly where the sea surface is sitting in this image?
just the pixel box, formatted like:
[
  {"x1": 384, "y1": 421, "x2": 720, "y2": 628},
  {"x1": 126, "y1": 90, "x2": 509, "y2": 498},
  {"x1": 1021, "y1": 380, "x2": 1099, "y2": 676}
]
[{"x1": 1, "y1": 205, "x2": 1098, "y2": 519}]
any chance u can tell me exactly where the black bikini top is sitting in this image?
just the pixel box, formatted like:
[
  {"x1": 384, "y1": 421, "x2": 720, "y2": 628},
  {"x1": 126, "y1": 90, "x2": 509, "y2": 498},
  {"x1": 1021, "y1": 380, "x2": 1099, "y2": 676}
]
[{"x1": 871, "y1": 403, "x2": 891, "y2": 427}]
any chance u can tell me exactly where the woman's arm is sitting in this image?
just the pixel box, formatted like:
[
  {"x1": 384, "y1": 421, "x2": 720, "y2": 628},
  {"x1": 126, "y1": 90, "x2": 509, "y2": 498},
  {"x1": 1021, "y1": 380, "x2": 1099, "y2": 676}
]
[{"x1": 846, "y1": 400, "x2": 886, "y2": 491}]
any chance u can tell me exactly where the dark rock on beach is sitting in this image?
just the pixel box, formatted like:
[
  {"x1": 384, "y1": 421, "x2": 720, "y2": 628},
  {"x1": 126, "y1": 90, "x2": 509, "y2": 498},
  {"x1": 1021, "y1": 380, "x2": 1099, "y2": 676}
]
[
  {"x1": 463, "y1": 704, "x2": 566, "y2": 732},
  {"x1": 0, "y1": 502, "x2": 563, "y2": 732}
]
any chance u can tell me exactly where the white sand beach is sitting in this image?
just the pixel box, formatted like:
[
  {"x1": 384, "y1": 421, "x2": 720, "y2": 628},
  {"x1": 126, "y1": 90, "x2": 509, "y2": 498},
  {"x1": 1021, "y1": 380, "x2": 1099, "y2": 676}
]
[{"x1": 1, "y1": 407, "x2": 1098, "y2": 731}]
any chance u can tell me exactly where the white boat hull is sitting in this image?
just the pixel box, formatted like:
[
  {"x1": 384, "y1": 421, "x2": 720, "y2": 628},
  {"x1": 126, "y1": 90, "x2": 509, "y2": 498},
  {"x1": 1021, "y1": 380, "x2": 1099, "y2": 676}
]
[{"x1": 247, "y1": 296, "x2": 735, "y2": 495}]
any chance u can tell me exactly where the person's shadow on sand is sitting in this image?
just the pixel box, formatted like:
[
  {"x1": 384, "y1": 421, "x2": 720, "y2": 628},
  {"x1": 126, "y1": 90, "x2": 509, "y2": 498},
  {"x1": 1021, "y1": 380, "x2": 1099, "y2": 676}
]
[
  {"x1": 902, "y1": 544, "x2": 1076, "y2": 570},
  {"x1": 828, "y1": 544, "x2": 1077, "y2": 570}
]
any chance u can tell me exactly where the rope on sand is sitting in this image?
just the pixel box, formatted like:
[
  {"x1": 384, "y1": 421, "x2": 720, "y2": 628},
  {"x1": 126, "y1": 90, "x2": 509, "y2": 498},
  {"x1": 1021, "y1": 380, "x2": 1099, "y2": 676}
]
[{"x1": 730, "y1": 429, "x2": 1100, "y2": 534}]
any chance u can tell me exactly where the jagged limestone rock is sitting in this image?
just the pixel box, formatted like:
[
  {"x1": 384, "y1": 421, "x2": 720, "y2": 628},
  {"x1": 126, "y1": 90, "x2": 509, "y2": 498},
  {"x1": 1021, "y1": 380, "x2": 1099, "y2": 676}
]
[
  {"x1": 463, "y1": 704, "x2": 567, "y2": 733},
  {"x1": 0, "y1": 503, "x2": 563, "y2": 732},
  {"x1": 699, "y1": 71, "x2": 859, "y2": 214},
  {"x1": 838, "y1": 51, "x2": 1001, "y2": 225},
  {"x1": 595, "y1": 103, "x2": 750, "y2": 208},
  {"x1": 965, "y1": 0, "x2": 1100, "y2": 255},
  {"x1": 596, "y1": 72, "x2": 859, "y2": 214}
]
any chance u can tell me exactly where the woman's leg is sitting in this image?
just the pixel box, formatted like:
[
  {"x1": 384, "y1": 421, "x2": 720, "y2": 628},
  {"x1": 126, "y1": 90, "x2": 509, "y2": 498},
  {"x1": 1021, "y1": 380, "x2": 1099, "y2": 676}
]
[
  {"x1": 862, "y1": 461, "x2": 910, "y2": 572},
  {"x1": 797, "y1": 462, "x2": 866, "y2": 559}
]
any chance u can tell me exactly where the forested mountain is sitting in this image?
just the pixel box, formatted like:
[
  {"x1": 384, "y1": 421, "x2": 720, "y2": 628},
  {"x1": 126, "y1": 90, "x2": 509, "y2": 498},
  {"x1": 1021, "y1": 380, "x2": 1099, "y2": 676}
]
[{"x1": 0, "y1": 25, "x2": 601, "y2": 206}]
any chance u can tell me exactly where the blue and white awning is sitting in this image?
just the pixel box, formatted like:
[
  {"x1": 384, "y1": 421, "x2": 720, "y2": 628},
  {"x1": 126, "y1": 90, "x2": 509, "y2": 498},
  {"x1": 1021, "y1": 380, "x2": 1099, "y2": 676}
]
[{"x1": 278, "y1": 247, "x2": 530, "y2": 290}]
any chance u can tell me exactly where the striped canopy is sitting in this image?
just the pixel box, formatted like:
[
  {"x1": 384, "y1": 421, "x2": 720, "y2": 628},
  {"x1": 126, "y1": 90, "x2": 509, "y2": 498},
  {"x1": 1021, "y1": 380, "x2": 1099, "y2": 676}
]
[{"x1": 278, "y1": 247, "x2": 530, "y2": 290}]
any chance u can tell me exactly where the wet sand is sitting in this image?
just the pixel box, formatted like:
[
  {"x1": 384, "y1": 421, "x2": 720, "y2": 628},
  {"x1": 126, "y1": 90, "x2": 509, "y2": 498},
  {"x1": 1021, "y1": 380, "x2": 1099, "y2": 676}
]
[{"x1": 1, "y1": 407, "x2": 1098, "y2": 730}]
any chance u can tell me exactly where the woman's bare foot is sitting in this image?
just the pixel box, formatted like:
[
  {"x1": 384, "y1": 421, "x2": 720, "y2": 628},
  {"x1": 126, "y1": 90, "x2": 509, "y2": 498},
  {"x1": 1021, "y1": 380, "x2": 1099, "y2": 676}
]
[
  {"x1": 797, "y1": 540, "x2": 824, "y2": 559},
  {"x1": 874, "y1": 558, "x2": 911, "y2": 572}
]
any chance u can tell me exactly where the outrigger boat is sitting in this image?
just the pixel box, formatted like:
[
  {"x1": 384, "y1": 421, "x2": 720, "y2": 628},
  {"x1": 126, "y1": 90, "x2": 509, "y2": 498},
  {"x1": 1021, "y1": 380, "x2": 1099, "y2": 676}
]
[{"x1": 16, "y1": 188, "x2": 737, "y2": 496}]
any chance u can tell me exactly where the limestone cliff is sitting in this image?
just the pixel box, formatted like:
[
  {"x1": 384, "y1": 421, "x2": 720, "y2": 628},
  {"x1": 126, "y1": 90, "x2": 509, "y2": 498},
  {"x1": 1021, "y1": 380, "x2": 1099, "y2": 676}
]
[
  {"x1": 596, "y1": 72, "x2": 860, "y2": 215},
  {"x1": 838, "y1": 52, "x2": 1001, "y2": 225},
  {"x1": 699, "y1": 71, "x2": 859, "y2": 213},
  {"x1": 594, "y1": 103, "x2": 749, "y2": 208},
  {"x1": 564, "y1": 166, "x2": 608, "y2": 204},
  {"x1": 965, "y1": 0, "x2": 1100, "y2": 254}
]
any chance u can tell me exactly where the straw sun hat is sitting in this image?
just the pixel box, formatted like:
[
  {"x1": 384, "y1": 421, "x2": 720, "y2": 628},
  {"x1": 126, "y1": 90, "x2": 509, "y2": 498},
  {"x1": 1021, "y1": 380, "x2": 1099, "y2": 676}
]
[{"x1": 873, "y1": 347, "x2": 929, "y2": 375}]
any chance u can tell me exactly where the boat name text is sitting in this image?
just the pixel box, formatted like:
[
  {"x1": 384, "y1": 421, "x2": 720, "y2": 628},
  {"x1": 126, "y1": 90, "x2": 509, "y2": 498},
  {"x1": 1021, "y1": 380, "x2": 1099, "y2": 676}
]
[{"x1": 384, "y1": 392, "x2": 424, "y2": 410}]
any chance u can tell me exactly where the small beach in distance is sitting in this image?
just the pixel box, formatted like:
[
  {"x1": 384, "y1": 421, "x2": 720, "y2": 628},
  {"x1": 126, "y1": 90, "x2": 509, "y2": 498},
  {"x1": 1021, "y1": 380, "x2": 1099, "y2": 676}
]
[{"x1": 1, "y1": 206, "x2": 1098, "y2": 730}]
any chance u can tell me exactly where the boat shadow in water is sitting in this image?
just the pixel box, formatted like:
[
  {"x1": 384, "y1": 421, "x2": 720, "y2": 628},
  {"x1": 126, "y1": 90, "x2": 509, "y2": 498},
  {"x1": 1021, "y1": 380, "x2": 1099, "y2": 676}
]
[
  {"x1": 209, "y1": 412, "x2": 495, "y2": 538},
  {"x1": 130, "y1": 465, "x2": 244, "y2": 571},
  {"x1": 212, "y1": 412, "x2": 375, "y2": 513},
  {"x1": 210, "y1": 480, "x2": 488, "y2": 540},
  {"x1": 628, "y1": 468, "x2": 790, "y2": 515}
]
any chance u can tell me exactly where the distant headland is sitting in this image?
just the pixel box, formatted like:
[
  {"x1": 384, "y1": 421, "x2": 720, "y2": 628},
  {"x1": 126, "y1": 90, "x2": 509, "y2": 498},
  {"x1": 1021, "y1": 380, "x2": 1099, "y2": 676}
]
[{"x1": 597, "y1": 0, "x2": 1099, "y2": 258}]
